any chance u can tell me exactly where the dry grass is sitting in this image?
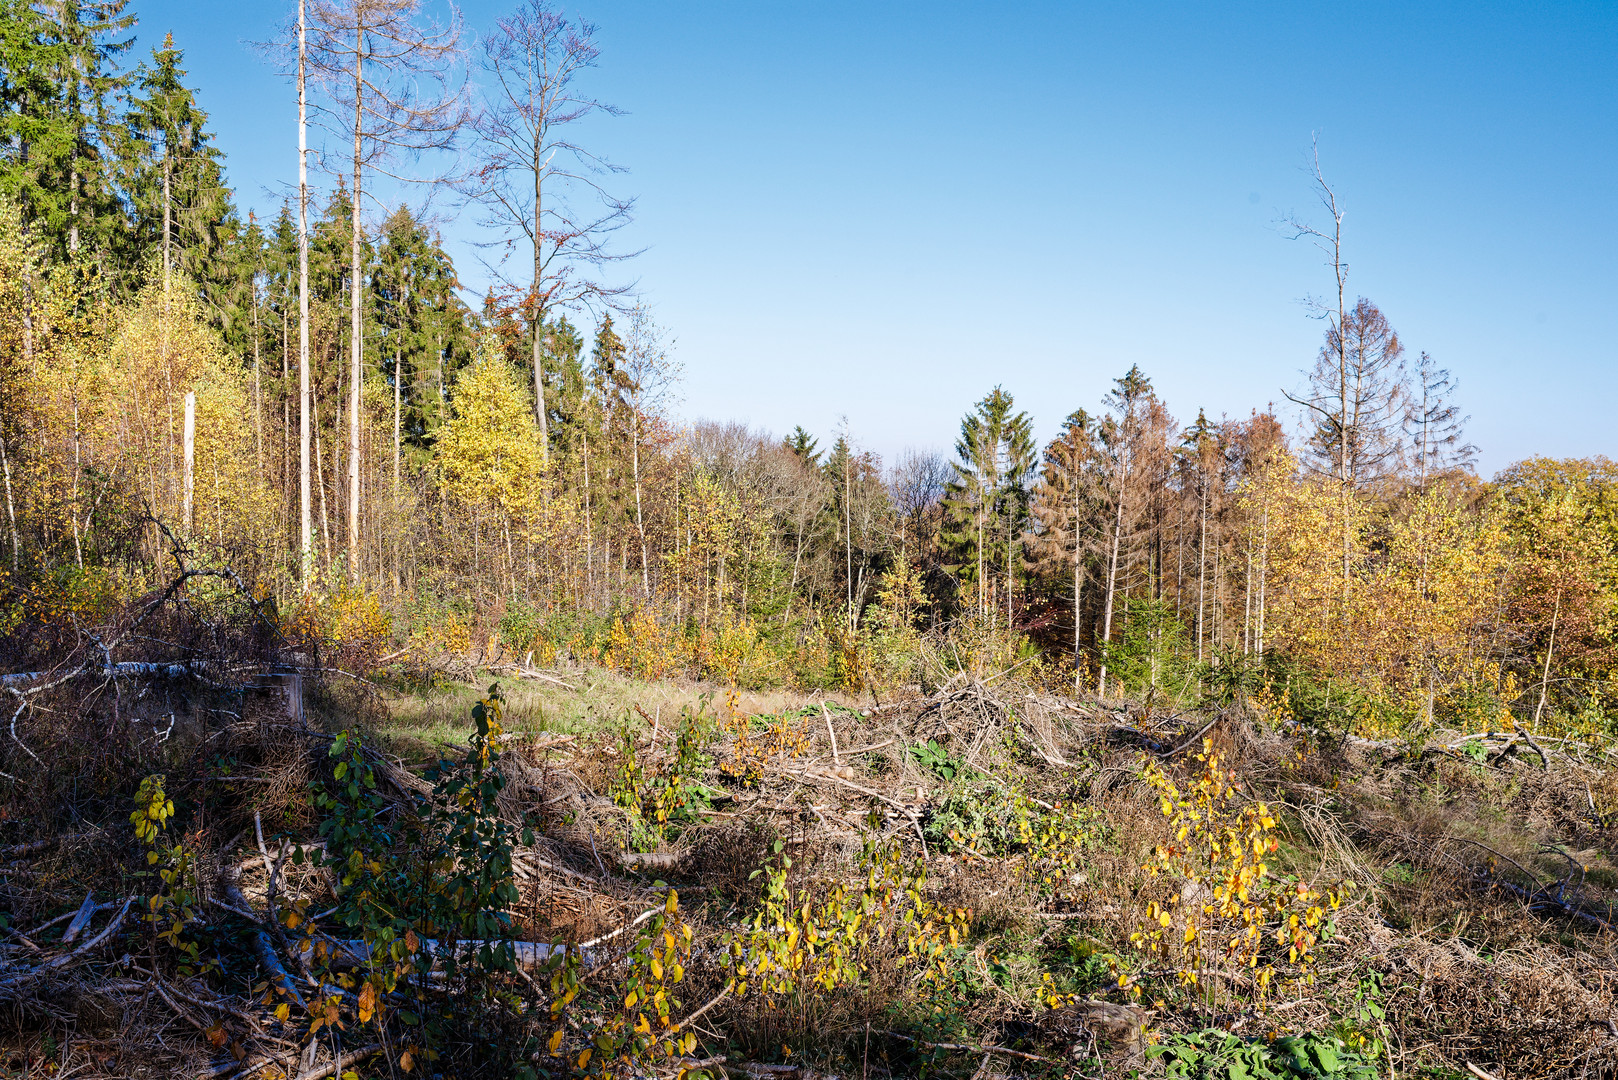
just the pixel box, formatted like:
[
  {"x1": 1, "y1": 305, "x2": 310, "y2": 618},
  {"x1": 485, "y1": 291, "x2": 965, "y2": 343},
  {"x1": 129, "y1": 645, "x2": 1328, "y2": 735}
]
[{"x1": 3, "y1": 661, "x2": 1617, "y2": 1078}]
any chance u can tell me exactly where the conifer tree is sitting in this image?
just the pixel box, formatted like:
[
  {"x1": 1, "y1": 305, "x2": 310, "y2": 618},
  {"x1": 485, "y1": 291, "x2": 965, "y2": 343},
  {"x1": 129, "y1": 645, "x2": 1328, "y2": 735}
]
[
  {"x1": 118, "y1": 32, "x2": 232, "y2": 289},
  {"x1": 1029, "y1": 410, "x2": 1101, "y2": 679},
  {"x1": 0, "y1": 0, "x2": 133, "y2": 261},
  {"x1": 942, "y1": 387, "x2": 1033, "y2": 623},
  {"x1": 1405, "y1": 351, "x2": 1476, "y2": 487}
]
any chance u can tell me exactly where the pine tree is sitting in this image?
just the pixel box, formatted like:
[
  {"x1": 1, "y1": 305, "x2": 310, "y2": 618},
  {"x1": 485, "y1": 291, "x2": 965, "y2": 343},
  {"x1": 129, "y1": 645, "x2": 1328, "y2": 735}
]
[{"x1": 942, "y1": 387, "x2": 1034, "y2": 623}]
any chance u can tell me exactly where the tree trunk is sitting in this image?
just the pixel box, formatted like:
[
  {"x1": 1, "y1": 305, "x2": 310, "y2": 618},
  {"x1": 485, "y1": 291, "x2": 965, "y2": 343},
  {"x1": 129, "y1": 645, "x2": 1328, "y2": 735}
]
[
  {"x1": 182, "y1": 391, "x2": 195, "y2": 535},
  {"x1": 298, "y1": 0, "x2": 313, "y2": 583},
  {"x1": 1098, "y1": 472, "x2": 1127, "y2": 698},
  {"x1": 1533, "y1": 589, "x2": 1561, "y2": 730},
  {"x1": 632, "y1": 408, "x2": 648, "y2": 596},
  {"x1": 530, "y1": 128, "x2": 549, "y2": 453},
  {"x1": 393, "y1": 345, "x2": 401, "y2": 498},
  {"x1": 1072, "y1": 483, "x2": 1085, "y2": 689},
  {"x1": 1, "y1": 438, "x2": 19, "y2": 571},
  {"x1": 347, "y1": 47, "x2": 364, "y2": 579}
]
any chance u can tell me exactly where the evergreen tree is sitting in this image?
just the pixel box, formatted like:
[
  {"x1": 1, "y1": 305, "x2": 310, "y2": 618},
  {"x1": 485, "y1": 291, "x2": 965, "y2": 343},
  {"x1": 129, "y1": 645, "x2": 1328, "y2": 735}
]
[
  {"x1": 942, "y1": 386, "x2": 1034, "y2": 622},
  {"x1": 1405, "y1": 351, "x2": 1476, "y2": 487},
  {"x1": 784, "y1": 425, "x2": 821, "y2": 466},
  {"x1": 0, "y1": 0, "x2": 133, "y2": 261},
  {"x1": 117, "y1": 32, "x2": 233, "y2": 288}
]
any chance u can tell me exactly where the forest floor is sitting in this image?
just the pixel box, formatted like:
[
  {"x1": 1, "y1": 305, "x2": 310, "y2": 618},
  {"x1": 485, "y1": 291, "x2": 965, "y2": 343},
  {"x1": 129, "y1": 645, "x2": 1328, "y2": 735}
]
[{"x1": 2, "y1": 660, "x2": 1617, "y2": 1080}]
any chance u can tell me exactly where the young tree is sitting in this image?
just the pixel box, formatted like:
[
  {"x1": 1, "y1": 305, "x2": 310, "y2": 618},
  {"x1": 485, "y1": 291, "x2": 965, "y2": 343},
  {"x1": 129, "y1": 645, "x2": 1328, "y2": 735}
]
[
  {"x1": 463, "y1": 0, "x2": 636, "y2": 456},
  {"x1": 307, "y1": 0, "x2": 464, "y2": 575}
]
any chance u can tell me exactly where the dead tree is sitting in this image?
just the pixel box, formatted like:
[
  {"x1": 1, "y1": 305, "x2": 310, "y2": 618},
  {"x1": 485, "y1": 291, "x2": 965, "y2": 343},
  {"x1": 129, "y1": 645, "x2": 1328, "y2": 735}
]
[
  {"x1": 307, "y1": 0, "x2": 465, "y2": 576},
  {"x1": 463, "y1": 0, "x2": 638, "y2": 459}
]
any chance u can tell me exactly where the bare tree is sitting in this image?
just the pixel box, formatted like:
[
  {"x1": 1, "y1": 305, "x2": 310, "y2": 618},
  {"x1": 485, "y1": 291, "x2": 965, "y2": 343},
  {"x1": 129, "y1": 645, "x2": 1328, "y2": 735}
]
[
  {"x1": 1405, "y1": 351, "x2": 1476, "y2": 487},
  {"x1": 1296, "y1": 297, "x2": 1407, "y2": 490},
  {"x1": 1283, "y1": 140, "x2": 1353, "y2": 589},
  {"x1": 464, "y1": 0, "x2": 637, "y2": 458},
  {"x1": 613, "y1": 305, "x2": 680, "y2": 595},
  {"x1": 306, "y1": 0, "x2": 464, "y2": 576},
  {"x1": 888, "y1": 448, "x2": 949, "y2": 553}
]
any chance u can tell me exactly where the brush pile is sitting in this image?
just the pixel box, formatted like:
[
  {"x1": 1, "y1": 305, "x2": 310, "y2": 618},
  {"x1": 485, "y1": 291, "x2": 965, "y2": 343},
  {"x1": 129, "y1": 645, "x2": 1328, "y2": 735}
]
[{"x1": 2, "y1": 641, "x2": 1617, "y2": 1078}]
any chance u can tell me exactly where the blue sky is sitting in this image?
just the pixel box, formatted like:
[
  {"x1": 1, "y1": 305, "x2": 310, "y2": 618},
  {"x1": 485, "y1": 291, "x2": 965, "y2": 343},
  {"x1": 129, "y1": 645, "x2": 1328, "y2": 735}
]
[{"x1": 136, "y1": 0, "x2": 1615, "y2": 473}]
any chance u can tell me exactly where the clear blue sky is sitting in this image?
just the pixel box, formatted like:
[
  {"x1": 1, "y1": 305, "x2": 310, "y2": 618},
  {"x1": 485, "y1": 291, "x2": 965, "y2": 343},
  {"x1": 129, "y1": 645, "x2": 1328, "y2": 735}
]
[{"x1": 137, "y1": 0, "x2": 1615, "y2": 474}]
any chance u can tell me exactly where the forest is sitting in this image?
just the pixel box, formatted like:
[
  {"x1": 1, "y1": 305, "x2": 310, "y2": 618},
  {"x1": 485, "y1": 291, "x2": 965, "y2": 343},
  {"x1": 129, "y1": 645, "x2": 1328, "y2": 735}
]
[{"x1": 0, "y1": 1, "x2": 1615, "y2": 1079}]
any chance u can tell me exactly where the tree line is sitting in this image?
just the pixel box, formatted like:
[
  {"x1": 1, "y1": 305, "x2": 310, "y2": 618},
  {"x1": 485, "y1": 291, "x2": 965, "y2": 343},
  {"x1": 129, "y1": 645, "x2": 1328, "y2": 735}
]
[{"x1": 1, "y1": 1, "x2": 1613, "y2": 739}]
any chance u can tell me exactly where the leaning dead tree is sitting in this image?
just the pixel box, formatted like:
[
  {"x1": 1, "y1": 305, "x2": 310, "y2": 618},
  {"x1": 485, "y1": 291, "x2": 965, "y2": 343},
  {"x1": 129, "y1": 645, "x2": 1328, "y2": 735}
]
[
  {"x1": 462, "y1": 0, "x2": 638, "y2": 458},
  {"x1": 306, "y1": 0, "x2": 465, "y2": 576}
]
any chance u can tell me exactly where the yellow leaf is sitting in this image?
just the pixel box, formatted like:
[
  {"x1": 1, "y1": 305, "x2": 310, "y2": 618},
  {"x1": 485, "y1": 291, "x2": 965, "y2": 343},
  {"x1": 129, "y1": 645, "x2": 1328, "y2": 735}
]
[
  {"x1": 400, "y1": 1051, "x2": 414, "y2": 1072},
  {"x1": 274, "y1": 1003, "x2": 290, "y2": 1022},
  {"x1": 548, "y1": 1030, "x2": 565, "y2": 1056}
]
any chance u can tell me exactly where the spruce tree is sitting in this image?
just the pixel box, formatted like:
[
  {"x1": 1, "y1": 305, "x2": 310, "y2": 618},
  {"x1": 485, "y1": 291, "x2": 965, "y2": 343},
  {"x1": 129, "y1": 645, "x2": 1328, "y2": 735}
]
[
  {"x1": 118, "y1": 32, "x2": 232, "y2": 287},
  {"x1": 0, "y1": 0, "x2": 134, "y2": 261}
]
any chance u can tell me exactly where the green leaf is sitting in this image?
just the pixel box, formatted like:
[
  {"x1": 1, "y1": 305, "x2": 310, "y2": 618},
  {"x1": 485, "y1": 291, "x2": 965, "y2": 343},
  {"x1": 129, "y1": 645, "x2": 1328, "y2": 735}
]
[{"x1": 1308, "y1": 1041, "x2": 1341, "y2": 1074}]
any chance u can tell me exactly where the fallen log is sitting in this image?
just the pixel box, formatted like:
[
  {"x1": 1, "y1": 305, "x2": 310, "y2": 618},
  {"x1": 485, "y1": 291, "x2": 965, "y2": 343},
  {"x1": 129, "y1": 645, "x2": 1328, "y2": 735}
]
[
  {"x1": 220, "y1": 866, "x2": 306, "y2": 1010},
  {"x1": 0, "y1": 896, "x2": 133, "y2": 993},
  {"x1": 324, "y1": 935, "x2": 583, "y2": 973}
]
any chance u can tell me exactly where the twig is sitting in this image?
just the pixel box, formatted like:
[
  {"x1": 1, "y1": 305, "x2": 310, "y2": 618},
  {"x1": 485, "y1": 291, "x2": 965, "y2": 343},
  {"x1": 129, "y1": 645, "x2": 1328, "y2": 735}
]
[
  {"x1": 878, "y1": 1030, "x2": 1060, "y2": 1065},
  {"x1": 291, "y1": 1043, "x2": 382, "y2": 1080},
  {"x1": 822, "y1": 703, "x2": 841, "y2": 767},
  {"x1": 581, "y1": 905, "x2": 662, "y2": 949}
]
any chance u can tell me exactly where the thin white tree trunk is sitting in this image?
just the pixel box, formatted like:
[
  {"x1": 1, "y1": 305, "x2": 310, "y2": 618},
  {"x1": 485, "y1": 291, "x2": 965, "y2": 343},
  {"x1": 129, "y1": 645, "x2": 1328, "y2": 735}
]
[
  {"x1": 182, "y1": 391, "x2": 196, "y2": 535},
  {"x1": 298, "y1": 0, "x2": 313, "y2": 582},
  {"x1": 348, "y1": 46, "x2": 364, "y2": 578}
]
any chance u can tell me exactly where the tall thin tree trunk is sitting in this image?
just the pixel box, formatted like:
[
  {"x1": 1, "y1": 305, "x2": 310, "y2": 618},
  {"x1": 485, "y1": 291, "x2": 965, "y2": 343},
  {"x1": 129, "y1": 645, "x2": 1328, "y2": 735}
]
[
  {"x1": 1098, "y1": 471, "x2": 1127, "y2": 698},
  {"x1": 253, "y1": 277, "x2": 263, "y2": 472},
  {"x1": 348, "y1": 45, "x2": 364, "y2": 578},
  {"x1": 392, "y1": 345, "x2": 401, "y2": 497},
  {"x1": 182, "y1": 391, "x2": 195, "y2": 535},
  {"x1": 1072, "y1": 479, "x2": 1085, "y2": 688},
  {"x1": 1533, "y1": 589, "x2": 1561, "y2": 730},
  {"x1": 530, "y1": 129, "x2": 549, "y2": 454},
  {"x1": 583, "y1": 429, "x2": 592, "y2": 595},
  {"x1": 632, "y1": 408, "x2": 648, "y2": 596},
  {"x1": 1197, "y1": 478, "x2": 1207, "y2": 662},
  {"x1": 0, "y1": 438, "x2": 18, "y2": 572},
  {"x1": 298, "y1": 0, "x2": 313, "y2": 583},
  {"x1": 845, "y1": 453, "x2": 854, "y2": 630},
  {"x1": 315, "y1": 410, "x2": 331, "y2": 564}
]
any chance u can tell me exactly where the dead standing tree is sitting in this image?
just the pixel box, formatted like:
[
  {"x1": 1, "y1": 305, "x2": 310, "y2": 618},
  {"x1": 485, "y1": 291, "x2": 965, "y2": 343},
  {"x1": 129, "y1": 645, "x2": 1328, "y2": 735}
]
[
  {"x1": 463, "y1": 0, "x2": 637, "y2": 461},
  {"x1": 306, "y1": 0, "x2": 465, "y2": 577},
  {"x1": 1283, "y1": 142, "x2": 1406, "y2": 605}
]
